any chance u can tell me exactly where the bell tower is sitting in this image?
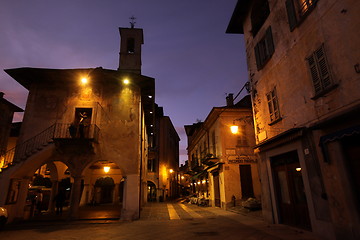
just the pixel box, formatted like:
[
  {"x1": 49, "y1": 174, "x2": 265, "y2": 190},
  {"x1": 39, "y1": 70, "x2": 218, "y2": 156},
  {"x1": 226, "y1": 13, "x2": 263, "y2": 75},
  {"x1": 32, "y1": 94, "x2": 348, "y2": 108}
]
[{"x1": 118, "y1": 16, "x2": 144, "y2": 74}]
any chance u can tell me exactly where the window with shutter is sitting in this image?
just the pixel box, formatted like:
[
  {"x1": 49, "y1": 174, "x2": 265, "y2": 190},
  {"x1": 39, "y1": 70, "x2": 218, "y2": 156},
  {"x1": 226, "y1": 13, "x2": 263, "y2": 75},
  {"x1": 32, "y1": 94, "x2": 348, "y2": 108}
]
[
  {"x1": 266, "y1": 87, "x2": 281, "y2": 123},
  {"x1": 307, "y1": 44, "x2": 334, "y2": 96},
  {"x1": 254, "y1": 26, "x2": 275, "y2": 70},
  {"x1": 285, "y1": 0, "x2": 318, "y2": 31},
  {"x1": 251, "y1": 0, "x2": 270, "y2": 37},
  {"x1": 285, "y1": 0, "x2": 298, "y2": 31}
]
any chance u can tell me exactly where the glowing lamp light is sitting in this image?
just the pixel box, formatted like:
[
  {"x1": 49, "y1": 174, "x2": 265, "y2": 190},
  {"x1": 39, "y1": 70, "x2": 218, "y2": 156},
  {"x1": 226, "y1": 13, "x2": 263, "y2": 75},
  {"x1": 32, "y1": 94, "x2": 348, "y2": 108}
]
[
  {"x1": 202, "y1": 180, "x2": 206, "y2": 184},
  {"x1": 123, "y1": 79, "x2": 130, "y2": 84},
  {"x1": 103, "y1": 166, "x2": 110, "y2": 173},
  {"x1": 169, "y1": 169, "x2": 174, "y2": 173},
  {"x1": 197, "y1": 181, "x2": 201, "y2": 185},
  {"x1": 181, "y1": 176, "x2": 185, "y2": 180},
  {"x1": 296, "y1": 167, "x2": 302, "y2": 172},
  {"x1": 81, "y1": 77, "x2": 88, "y2": 84},
  {"x1": 230, "y1": 125, "x2": 239, "y2": 134}
]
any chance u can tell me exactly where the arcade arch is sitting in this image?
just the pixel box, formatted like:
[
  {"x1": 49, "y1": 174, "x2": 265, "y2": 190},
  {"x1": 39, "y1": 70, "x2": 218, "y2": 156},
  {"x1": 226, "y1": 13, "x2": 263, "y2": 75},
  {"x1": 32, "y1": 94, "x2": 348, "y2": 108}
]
[{"x1": 147, "y1": 181, "x2": 157, "y2": 202}]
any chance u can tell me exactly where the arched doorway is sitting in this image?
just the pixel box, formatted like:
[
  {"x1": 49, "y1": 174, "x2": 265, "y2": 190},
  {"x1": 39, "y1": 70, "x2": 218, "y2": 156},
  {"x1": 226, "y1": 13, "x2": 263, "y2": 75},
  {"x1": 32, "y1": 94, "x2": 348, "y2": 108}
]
[
  {"x1": 147, "y1": 181, "x2": 156, "y2": 202},
  {"x1": 94, "y1": 177, "x2": 115, "y2": 204}
]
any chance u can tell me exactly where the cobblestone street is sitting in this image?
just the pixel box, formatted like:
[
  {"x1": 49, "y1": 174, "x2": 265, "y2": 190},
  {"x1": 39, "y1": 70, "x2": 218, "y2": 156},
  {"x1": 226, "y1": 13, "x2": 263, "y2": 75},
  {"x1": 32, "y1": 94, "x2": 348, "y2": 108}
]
[{"x1": 0, "y1": 202, "x2": 325, "y2": 240}]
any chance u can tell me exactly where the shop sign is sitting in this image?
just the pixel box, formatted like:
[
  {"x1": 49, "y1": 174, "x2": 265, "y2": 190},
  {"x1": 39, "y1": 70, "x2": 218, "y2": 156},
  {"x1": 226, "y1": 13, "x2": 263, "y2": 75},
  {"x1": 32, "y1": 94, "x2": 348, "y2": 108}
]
[{"x1": 227, "y1": 155, "x2": 257, "y2": 164}]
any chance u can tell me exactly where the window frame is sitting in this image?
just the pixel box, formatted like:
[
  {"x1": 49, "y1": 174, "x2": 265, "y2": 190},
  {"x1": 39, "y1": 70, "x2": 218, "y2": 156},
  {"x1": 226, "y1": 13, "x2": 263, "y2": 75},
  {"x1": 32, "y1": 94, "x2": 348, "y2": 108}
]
[
  {"x1": 251, "y1": 0, "x2": 270, "y2": 37},
  {"x1": 306, "y1": 44, "x2": 337, "y2": 99},
  {"x1": 266, "y1": 87, "x2": 282, "y2": 124},
  {"x1": 254, "y1": 26, "x2": 275, "y2": 70},
  {"x1": 285, "y1": 0, "x2": 318, "y2": 31}
]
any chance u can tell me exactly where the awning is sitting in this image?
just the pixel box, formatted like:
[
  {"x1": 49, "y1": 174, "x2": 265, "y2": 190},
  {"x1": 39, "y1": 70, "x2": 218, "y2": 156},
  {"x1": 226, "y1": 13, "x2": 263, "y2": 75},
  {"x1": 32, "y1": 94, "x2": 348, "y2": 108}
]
[
  {"x1": 319, "y1": 125, "x2": 360, "y2": 162},
  {"x1": 319, "y1": 125, "x2": 360, "y2": 144},
  {"x1": 190, "y1": 163, "x2": 223, "y2": 180}
]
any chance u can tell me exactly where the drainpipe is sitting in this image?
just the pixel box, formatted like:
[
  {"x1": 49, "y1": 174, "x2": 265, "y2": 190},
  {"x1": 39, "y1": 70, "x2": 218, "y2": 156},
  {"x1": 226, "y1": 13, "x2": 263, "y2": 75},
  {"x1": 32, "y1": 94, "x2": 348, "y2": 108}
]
[{"x1": 138, "y1": 98, "x2": 143, "y2": 219}]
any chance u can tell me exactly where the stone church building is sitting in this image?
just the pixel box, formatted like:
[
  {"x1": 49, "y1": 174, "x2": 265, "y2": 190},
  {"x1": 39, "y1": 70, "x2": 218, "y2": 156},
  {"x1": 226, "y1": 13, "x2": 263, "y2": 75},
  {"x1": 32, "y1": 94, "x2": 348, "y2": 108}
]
[{"x1": 0, "y1": 26, "x2": 156, "y2": 222}]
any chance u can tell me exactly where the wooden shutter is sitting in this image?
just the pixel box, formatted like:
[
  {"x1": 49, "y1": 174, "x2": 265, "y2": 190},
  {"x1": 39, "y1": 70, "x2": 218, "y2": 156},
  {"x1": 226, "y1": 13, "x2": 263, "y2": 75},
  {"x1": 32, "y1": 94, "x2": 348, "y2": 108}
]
[
  {"x1": 265, "y1": 26, "x2": 275, "y2": 56},
  {"x1": 315, "y1": 45, "x2": 331, "y2": 89},
  {"x1": 285, "y1": 0, "x2": 298, "y2": 31},
  {"x1": 307, "y1": 54, "x2": 322, "y2": 94},
  {"x1": 254, "y1": 43, "x2": 261, "y2": 70},
  {"x1": 267, "y1": 92, "x2": 274, "y2": 121}
]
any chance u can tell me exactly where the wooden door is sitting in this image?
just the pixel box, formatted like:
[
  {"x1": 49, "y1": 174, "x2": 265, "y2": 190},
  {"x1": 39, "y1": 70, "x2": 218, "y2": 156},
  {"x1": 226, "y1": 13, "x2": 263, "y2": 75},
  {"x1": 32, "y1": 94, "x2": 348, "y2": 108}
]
[
  {"x1": 240, "y1": 164, "x2": 254, "y2": 199},
  {"x1": 272, "y1": 151, "x2": 311, "y2": 230},
  {"x1": 213, "y1": 172, "x2": 221, "y2": 207}
]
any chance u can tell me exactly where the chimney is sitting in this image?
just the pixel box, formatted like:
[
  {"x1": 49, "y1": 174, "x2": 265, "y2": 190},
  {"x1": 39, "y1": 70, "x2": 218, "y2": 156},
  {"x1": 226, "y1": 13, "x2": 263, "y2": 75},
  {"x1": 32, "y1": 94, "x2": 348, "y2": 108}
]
[
  {"x1": 226, "y1": 93, "x2": 234, "y2": 106},
  {"x1": 0, "y1": 92, "x2": 4, "y2": 98}
]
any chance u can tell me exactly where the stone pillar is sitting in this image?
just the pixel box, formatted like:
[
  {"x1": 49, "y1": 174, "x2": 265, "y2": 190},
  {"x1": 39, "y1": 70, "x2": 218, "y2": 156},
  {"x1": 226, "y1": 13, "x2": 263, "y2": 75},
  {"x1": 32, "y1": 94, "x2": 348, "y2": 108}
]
[
  {"x1": 69, "y1": 176, "x2": 82, "y2": 219},
  {"x1": 14, "y1": 177, "x2": 31, "y2": 220},
  {"x1": 80, "y1": 183, "x2": 89, "y2": 206},
  {"x1": 113, "y1": 183, "x2": 120, "y2": 204},
  {"x1": 48, "y1": 180, "x2": 58, "y2": 213},
  {"x1": 120, "y1": 174, "x2": 140, "y2": 220},
  {"x1": 0, "y1": 176, "x2": 10, "y2": 206}
]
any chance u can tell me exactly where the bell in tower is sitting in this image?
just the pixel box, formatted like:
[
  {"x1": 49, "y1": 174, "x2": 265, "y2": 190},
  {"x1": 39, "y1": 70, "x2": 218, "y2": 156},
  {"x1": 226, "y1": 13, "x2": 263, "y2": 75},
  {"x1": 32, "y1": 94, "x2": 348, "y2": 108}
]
[{"x1": 118, "y1": 16, "x2": 144, "y2": 74}]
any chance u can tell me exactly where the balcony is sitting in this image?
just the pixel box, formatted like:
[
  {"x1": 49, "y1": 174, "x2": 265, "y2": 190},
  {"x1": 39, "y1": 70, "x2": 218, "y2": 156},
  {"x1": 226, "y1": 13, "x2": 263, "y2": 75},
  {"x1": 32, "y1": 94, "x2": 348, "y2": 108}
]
[
  {"x1": 53, "y1": 123, "x2": 99, "y2": 141},
  {"x1": 0, "y1": 123, "x2": 100, "y2": 170},
  {"x1": 201, "y1": 153, "x2": 219, "y2": 166},
  {"x1": 53, "y1": 123, "x2": 100, "y2": 154}
]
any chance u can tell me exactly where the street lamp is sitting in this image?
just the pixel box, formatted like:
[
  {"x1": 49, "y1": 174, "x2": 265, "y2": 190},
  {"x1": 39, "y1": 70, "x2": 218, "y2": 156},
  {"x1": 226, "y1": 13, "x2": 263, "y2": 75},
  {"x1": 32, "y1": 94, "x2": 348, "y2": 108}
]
[
  {"x1": 81, "y1": 77, "x2": 88, "y2": 85},
  {"x1": 230, "y1": 125, "x2": 239, "y2": 134},
  {"x1": 230, "y1": 116, "x2": 253, "y2": 134}
]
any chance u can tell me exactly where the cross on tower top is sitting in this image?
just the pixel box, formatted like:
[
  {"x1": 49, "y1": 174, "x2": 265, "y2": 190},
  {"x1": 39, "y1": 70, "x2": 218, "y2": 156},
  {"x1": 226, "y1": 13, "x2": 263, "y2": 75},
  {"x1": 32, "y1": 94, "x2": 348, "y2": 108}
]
[{"x1": 129, "y1": 16, "x2": 136, "y2": 28}]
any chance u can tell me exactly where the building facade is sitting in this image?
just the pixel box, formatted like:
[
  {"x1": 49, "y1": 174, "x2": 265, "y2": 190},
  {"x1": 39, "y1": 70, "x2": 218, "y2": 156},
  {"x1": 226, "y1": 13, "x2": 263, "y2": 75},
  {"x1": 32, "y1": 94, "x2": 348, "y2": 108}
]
[
  {"x1": 185, "y1": 95, "x2": 261, "y2": 209},
  {"x1": 146, "y1": 105, "x2": 180, "y2": 202},
  {"x1": 0, "y1": 93, "x2": 23, "y2": 169},
  {"x1": 227, "y1": 0, "x2": 360, "y2": 239},
  {"x1": 0, "y1": 26, "x2": 156, "y2": 222}
]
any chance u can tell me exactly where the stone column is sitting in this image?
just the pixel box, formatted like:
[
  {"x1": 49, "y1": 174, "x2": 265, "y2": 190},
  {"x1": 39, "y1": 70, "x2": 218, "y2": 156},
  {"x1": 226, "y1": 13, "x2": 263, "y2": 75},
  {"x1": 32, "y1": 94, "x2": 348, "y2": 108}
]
[
  {"x1": 69, "y1": 176, "x2": 82, "y2": 219},
  {"x1": 120, "y1": 174, "x2": 140, "y2": 220},
  {"x1": 48, "y1": 180, "x2": 58, "y2": 213},
  {"x1": 113, "y1": 183, "x2": 120, "y2": 204},
  {"x1": 80, "y1": 183, "x2": 89, "y2": 206},
  {"x1": 14, "y1": 177, "x2": 31, "y2": 220}
]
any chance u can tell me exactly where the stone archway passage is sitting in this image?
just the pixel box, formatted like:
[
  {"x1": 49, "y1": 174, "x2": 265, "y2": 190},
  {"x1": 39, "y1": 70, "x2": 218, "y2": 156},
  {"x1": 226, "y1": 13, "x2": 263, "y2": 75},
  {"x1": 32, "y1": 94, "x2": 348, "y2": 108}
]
[
  {"x1": 147, "y1": 181, "x2": 156, "y2": 202},
  {"x1": 95, "y1": 177, "x2": 115, "y2": 204}
]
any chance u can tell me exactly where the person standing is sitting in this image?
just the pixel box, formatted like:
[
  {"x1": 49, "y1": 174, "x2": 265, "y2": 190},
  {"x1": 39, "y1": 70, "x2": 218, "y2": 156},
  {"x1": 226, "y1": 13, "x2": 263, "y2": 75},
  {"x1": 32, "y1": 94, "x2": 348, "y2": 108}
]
[
  {"x1": 54, "y1": 191, "x2": 66, "y2": 215},
  {"x1": 35, "y1": 190, "x2": 43, "y2": 215}
]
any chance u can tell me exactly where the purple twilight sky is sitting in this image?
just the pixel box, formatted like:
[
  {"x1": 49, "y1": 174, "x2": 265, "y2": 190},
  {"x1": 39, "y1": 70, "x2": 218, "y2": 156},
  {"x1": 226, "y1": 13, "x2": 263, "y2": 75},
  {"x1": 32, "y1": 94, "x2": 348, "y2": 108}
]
[{"x1": 0, "y1": 0, "x2": 248, "y2": 165}]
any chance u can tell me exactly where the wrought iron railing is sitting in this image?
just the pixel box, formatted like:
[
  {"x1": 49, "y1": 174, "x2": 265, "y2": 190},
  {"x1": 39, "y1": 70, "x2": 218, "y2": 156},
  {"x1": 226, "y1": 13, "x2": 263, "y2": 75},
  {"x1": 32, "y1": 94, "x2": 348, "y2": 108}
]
[
  {"x1": 53, "y1": 123, "x2": 100, "y2": 141},
  {"x1": 0, "y1": 123, "x2": 99, "y2": 170}
]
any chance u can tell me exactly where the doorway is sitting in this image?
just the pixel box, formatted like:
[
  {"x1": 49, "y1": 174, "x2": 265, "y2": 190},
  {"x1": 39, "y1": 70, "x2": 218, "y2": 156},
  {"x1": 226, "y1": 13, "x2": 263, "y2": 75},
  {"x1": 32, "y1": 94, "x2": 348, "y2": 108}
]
[
  {"x1": 94, "y1": 177, "x2": 115, "y2": 204},
  {"x1": 271, "y1": 151, "x2": 311, "y2": 230},
  {"x1": 147, "y1": 181, "x2": 157, "y2": 202},
  {"x1": 239, "y1": 164, "x2": 254, "y2": 199},
  {"x1": 341, "y1": 134, "x2": 360, "y2": 215},
  {"x1": 213, "y1": 172, "x2": 221, "y2": 207},
  {"x1": 73, "y1": 108, "x2": 92, "y2": 138}
]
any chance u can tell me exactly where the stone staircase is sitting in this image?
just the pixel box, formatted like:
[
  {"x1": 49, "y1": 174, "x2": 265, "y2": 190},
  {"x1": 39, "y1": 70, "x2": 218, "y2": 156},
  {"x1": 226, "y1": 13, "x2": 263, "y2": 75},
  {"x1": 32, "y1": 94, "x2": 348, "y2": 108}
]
[{"x1": 0, "y1": 123, "x2": 100, "y2": 172}]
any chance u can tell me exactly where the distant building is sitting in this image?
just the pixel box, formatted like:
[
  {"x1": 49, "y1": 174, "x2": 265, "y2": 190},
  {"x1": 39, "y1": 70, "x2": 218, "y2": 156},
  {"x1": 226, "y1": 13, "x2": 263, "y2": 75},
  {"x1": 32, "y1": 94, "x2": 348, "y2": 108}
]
[
  {"x1": 0, "y1": 93, "x2": 23, "y2": 168},
  {"x1": 227, "y1": 0, "x2": 360, "y2": 239},
  {"x1": 185, "y1": 95, "x2": 261, "y2": 209},
  {"x1": 0, "y1": 25, "x2": 179, "y2": 223},
  {"x1": 146, "y1": 104, "x2": 180, "y2": 202}
]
